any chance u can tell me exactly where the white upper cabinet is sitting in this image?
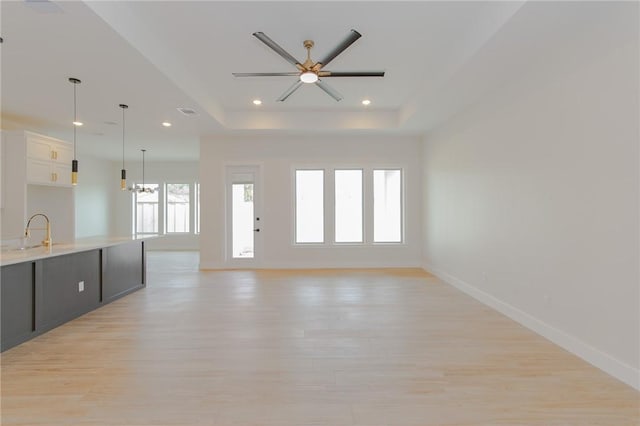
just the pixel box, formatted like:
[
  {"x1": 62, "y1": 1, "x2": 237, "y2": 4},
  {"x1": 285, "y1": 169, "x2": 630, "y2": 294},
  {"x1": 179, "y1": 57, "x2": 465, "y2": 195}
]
[
  {"x1": 1, "y1": 130, "x2": 76, "y2": 240},
  {"x1": 25, "y1": 132, "x2": 73, "y2": 187}
]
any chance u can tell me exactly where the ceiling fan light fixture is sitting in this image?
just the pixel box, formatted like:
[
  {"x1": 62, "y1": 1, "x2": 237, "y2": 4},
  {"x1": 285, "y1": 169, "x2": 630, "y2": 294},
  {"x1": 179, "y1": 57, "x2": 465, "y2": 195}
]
[
  {"x1": 234, "y1": 30, "x2": 383, "y2": 102},
  {"x1": 300, "y1": 71, "x2": 318, "y2": 84}
]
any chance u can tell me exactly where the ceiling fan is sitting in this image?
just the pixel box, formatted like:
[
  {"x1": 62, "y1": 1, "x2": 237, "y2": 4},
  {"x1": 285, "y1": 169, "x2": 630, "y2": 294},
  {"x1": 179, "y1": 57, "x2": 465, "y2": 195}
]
[{"x1": 232, "y1": 29, "x2": 384, "y2": 102}]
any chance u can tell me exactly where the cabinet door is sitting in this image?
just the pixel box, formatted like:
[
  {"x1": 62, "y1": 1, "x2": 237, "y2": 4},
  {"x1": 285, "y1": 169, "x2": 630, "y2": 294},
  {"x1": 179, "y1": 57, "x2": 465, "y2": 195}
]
[
  {"x1": 103, "y1": 241, "x2": 144, "y2": 303},
  {"x1": 25, "y1": 134, "x2": 74, "y2": 187},
  {"x1": 26, "y1": 158, "x2": 53, "y2": 185},
  {"x1": 53, "y1": 163, "x2": 72, "y2": 187},
  {"x1": 26, "y1": 137, "x2": 53, "y2": 161},
  {"x1": 52, "y1": 142, "x2": 73, "y2": 165},
  {"x1": 38, "y1": 250, "x2": 101, "y2": 331},
  {"x1": 0, "y1": 133, "x2": 4, "y2": 209},
  {"x1": 1, "y1": 263, "x2": 35, "y2": 351}
]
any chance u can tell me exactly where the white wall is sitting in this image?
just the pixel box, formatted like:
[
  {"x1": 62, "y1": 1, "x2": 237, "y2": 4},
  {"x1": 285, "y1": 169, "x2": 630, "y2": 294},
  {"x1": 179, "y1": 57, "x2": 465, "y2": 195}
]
[
  {"x1": 200, "y1": 134, "x2": 423, "y2": 269},
  {"x1": 422, "y1": 5, "x2": 639, "y2": 388},
  {"x1": 27, "y1": 185, "x2": 74, "y2": 242},
  {"x1": 75, "y1": 155, "x2": 112, "y2": 238},
  {"x1": 111, "y1": 160, "x2": 200, "y2": 250},
  {"x1": 0, "y1": 131, "x2": 27, "y2": 240}
]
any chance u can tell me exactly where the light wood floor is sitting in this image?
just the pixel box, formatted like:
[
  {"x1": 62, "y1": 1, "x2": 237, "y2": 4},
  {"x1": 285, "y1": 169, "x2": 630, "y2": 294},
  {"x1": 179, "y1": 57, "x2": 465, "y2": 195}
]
[{"x1": 1, "y1": 252, "x2": 638, "y2": 425}]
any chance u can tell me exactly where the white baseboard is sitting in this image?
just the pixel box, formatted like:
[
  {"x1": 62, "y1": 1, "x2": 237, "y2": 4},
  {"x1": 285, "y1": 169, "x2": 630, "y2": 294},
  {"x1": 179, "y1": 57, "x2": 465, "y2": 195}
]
[
  {"x1": 423, "y1": 262, "x2": 640, "y2": 391},
  {"x1": 200, "y1": 260, "x2": 422, "y2": 270}
]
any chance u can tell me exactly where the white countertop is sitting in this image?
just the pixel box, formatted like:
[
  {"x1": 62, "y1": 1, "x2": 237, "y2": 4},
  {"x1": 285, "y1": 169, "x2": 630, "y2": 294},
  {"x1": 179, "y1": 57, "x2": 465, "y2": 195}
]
[{"x1": 0, "y1": 235, "x2": 159, "y2": 266}]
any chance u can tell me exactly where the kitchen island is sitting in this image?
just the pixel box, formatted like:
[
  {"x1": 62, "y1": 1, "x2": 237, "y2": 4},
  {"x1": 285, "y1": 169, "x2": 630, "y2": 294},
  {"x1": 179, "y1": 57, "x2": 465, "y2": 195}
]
[{"x1": 0, "y1": 236, "x2": 153, "y2": 351}]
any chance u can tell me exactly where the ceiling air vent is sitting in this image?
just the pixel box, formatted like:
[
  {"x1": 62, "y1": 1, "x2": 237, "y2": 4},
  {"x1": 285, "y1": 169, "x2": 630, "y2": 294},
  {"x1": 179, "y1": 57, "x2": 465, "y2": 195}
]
[
  {"x1": 177, "y1": 107, "x2": 198, "y2": 116},
  {"x1": 24, "y1": 0, "x2": 64, "y2": 14}
]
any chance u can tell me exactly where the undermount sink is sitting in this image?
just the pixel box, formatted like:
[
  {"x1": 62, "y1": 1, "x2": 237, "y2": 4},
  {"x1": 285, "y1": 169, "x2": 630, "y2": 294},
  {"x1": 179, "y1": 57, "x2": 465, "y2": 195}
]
[
  {"x1": 11, "y1": 244, "x2": 43, "y2": 251},
  {"x1": 7, "y1": 244, "x2": 49, "y2": 251},
  {"x1": 3, "y1": 243, "x2": 62, "y2": 252}
]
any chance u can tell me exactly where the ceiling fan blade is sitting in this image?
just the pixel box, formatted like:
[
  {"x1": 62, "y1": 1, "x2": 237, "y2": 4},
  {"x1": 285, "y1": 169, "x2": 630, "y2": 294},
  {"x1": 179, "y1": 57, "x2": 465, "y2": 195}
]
[
  {"x1": 253, "y1": 32, "x2": 303, "y2": 69},
  {"x1": 276, "y1": 80, "x2": 304, "y2": 102},
  {"x1": 319, "y1": 71, "x2": 385, "y2": 77},
  {"x1": 233, "y1": 72, "x2": 300, "y2": 77},
  {"x1": 315, "y1": 79, "x2": 343, "y2": 102},
  {"x1": 317, "y1": 29, "x2": 362, "y2": 68}
]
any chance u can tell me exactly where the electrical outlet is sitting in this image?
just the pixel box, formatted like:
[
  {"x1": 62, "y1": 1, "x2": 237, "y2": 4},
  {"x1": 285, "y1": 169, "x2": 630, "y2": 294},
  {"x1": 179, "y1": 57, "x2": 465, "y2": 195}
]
[{"x1": 78, "y1": 281, "x2": 84, "y2": 292}]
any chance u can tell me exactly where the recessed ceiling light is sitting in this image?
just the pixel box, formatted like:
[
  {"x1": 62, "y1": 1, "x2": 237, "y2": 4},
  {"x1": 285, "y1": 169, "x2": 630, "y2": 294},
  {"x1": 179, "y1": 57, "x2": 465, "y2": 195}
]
[
  {"x1": 253, "y1": 99, "x2": 262, "y2": 106},
  {"x1": 361, "y1": 99, "x2": 371, "y2": 106},
  {"x1": 72, "y1": 121, "x2": 83, "y2": 126},
  {"x1": 162, "y1": 122, "x2": 172, "y2": 127}
]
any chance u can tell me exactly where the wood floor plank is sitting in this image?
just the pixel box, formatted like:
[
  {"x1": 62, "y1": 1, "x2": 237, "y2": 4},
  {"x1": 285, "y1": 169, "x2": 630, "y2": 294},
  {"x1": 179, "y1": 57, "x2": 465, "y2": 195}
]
[{"x1": 1, "y1": 251, "x2": 638, "y2": 425}]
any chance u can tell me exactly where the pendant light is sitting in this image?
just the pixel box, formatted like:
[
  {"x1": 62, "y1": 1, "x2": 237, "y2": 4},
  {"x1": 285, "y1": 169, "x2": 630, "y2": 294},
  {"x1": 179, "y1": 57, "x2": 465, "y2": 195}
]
[
  {"x1": 129, "y1": 149, "x2": 155, "y2": 193},
  {"x1": 68, "y1": 77, "x2": 82, "y2": 185},
  {"x1": 119, "y1": 104, "x2": 128, "y2": 190}
]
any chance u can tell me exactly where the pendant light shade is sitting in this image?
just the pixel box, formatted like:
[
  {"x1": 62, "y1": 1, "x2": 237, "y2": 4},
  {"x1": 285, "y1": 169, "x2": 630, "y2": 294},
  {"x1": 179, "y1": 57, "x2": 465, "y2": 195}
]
[
  {"x1": 68, "y1": 77, "x2": 81, "y2": 186},
  {"x1": 119, "y1": 104, "x2": 128, "y2": 190}
]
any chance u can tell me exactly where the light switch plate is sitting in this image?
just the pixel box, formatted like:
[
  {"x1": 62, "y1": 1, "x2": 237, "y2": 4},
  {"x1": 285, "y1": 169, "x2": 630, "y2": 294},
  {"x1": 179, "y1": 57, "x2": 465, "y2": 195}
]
[{"x1": 78, "y1": 281, "x2": 84, "y2": 292}]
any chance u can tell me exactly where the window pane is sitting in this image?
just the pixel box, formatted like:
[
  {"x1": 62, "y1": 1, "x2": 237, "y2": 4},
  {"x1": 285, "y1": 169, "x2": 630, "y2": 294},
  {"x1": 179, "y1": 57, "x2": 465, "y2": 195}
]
[
  {"x1": 135, "y1": 184, "x2": 159, "y2": 234},
  {"x1": 296, "y1": 170, "x2": 324, "y2": 243},
  {"x1": 335, "y1": 170, "x2": 363, "y2": 243},
  {"x1": 195, "y1": 183, "x2": 200, "y2": 234},
  {"x1": 136, "y1": 185, "x2": 158, "y2": 203},
  {"x1": 374, "y1": 170, "x2": 402, "y2": 242},
  {"x1": 232, "y1": 183, "x2": 254, "y2": 258},
  {"x1": 166, "y1": 183, "x2": 190, "y2": 233}
]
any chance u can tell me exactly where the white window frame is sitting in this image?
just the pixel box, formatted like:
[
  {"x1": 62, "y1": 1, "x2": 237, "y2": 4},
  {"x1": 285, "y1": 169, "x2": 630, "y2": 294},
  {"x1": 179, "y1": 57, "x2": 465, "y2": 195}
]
[
  {"x1": 372, "y1": 168, "x2": 404, "y2": 244},
  {"x1": 194, "y1": 182, "x2": 200, "y2": 234},
  {"x1": 294, "y1": 168, "x2": 326, "y2": 244},
  {"x1": 131, "y1": 182, "x2": 201, "y2": 236},
  {"x1": 334, "y1": 168, "x2": 364, "y2": 244},
  {"x1": 291, "y1": 165, "x2": 406, "y2": 246},
  {"x1": 164, "y1": 182, "x2": 192, "y2": 234},
  {"x1": 133, "y1": 183, "x2": 162, "y2": 235}
]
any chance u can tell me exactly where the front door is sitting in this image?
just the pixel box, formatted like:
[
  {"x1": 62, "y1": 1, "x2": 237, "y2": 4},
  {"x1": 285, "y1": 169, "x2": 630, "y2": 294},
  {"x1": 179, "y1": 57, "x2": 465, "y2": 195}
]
[{"x1": 226, "y1": 166, "x2": 261, "y2": 266}]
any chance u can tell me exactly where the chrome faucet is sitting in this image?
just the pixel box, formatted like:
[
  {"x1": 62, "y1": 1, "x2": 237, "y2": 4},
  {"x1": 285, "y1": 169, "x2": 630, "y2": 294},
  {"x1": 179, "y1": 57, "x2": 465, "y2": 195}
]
[{"x1": 25, "y1": 213, "x2": 52, "y2": 248}]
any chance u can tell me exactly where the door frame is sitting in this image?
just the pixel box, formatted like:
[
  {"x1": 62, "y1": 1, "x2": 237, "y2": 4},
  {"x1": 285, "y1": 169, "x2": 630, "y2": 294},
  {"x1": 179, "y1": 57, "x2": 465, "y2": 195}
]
[{"x1": 224, "y1": 165, "x2": 262, "y2": 268}]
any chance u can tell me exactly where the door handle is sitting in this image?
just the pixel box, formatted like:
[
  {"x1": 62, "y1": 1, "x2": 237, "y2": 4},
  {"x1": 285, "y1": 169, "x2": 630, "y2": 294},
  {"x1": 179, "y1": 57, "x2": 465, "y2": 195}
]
[{"x1": 254, "y1": 228, "x2": 260, "y2": 232}]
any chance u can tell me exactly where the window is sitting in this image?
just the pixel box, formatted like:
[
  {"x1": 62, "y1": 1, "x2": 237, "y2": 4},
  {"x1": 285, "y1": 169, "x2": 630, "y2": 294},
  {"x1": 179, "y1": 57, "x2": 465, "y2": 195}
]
[
  {"x1": 373, "y1": 169, "x2": 402, "y2": 242},
  {"x1": 293, "y1": 167, "x2": 405, "y2": 245},
  {"x1": 133, "y1": 181, "x2": 200, "y2": 236},
  {"x1": 334, "y1": 169, "x2": 363, "y2": 243},
  {"x1": 194, "y1": 183, "x2": 200, "y2": 234},
  {"x1": 232, "y1": 183, "x2": 254, "y2": 258},
  {"x1": 135, "y1": 184, "x2": 160, "y2": 234},
  {"x1": 295, "y1": 170, "x2": 324, "y2": 243},
  {"x1": 166, "y1": 183, "x2": 190, "y2": 233}
]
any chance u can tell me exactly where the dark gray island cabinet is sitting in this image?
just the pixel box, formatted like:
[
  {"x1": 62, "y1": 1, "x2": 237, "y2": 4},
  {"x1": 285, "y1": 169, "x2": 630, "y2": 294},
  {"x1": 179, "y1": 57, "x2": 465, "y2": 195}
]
[{"x1": 1, "y1": 239, "x2": 146, "y2": 351}]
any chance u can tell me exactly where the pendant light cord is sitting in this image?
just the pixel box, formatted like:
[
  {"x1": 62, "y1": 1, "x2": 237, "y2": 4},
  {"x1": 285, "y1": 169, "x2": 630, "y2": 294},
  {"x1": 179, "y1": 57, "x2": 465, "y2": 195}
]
[
  {"x1": 73, "y1": 82, "x2": 77, "y2": 160},
  {"x1": 119, "y1": 104, "x2": 129, "y2": 190},
  {"x1": 142, "y1": 149, "x2": 146, "y2": 189},
  {"x1": 122, "y1": 107, "x2": 125, "y2": 169}
]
